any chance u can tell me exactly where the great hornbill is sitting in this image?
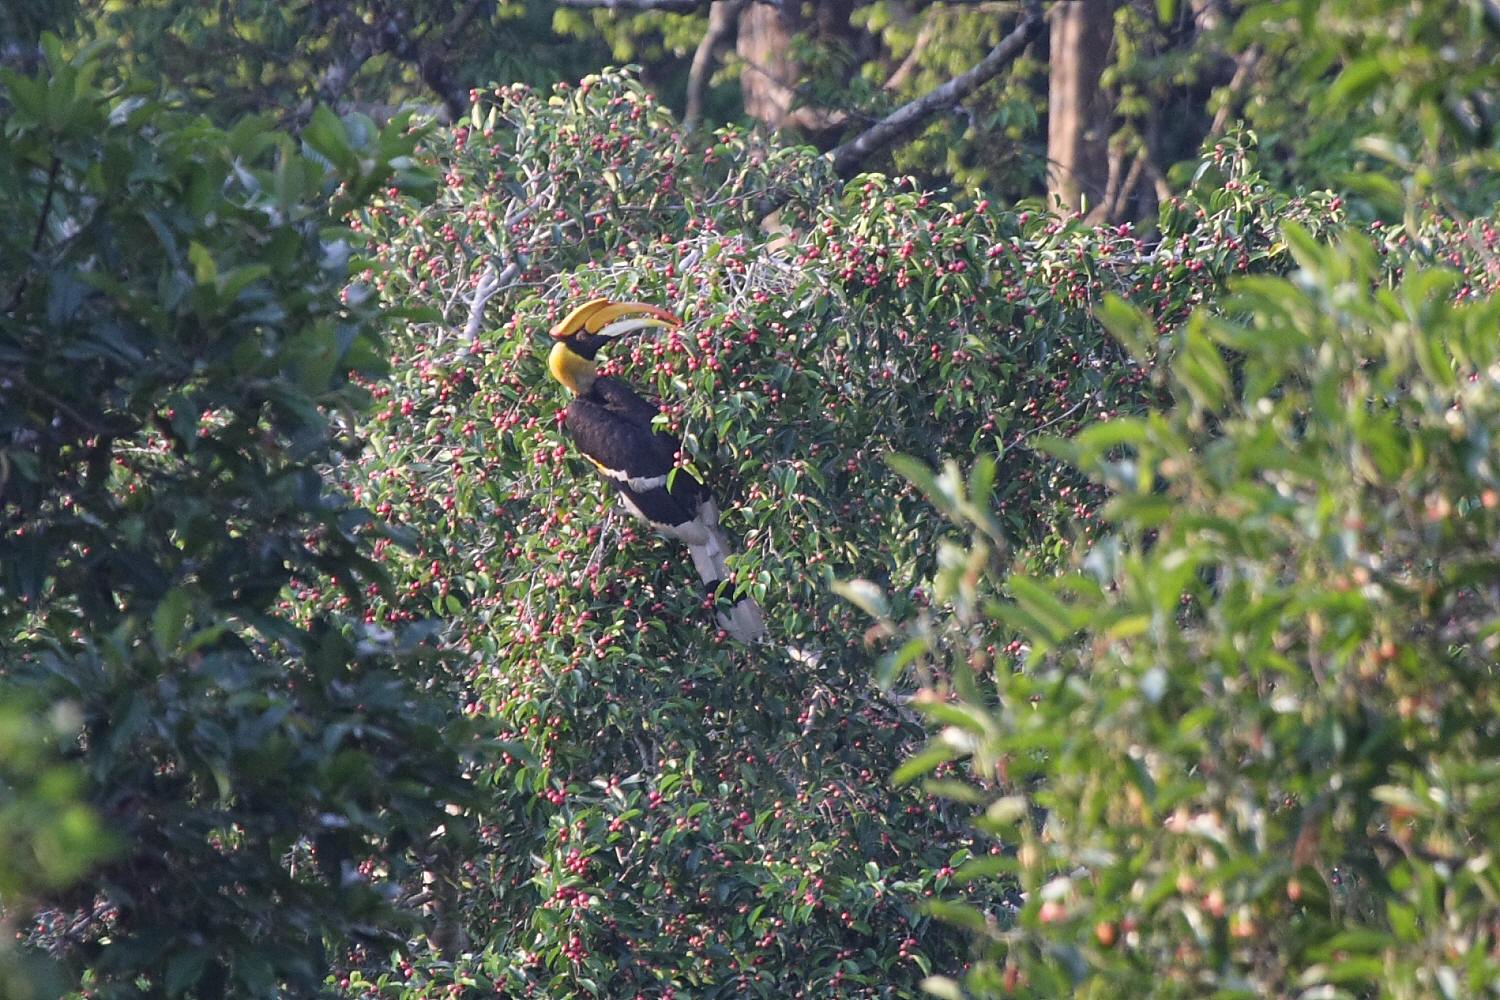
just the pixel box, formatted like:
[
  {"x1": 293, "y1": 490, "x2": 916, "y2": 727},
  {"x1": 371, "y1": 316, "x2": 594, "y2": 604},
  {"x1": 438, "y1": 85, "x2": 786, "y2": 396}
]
[{"x1": 547, "y1": 297, "x2": 766, "y2": 643}]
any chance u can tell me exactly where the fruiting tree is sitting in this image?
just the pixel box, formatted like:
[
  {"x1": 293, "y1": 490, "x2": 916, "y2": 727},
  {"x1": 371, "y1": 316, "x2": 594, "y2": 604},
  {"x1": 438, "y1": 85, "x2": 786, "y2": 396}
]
[{"x1": 328, "y1": 71, "x2": 1347, "y2": 997}]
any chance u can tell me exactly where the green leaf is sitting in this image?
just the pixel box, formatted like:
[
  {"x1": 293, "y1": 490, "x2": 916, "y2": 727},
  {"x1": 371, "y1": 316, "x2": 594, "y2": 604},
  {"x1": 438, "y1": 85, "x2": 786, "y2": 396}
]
[
  {"x1": 304, "y1": 105, "x2": 358, "y2": 175},
  {"x1": 1069, "y1": 418, "x2": 1149, "y2": 462},
  {"x1": 188, "y1": 241, "x2": 218, "y2": 286},
  {"x1": 1, "y1": 70, "x2": 48, "y2": 124},
  {"x1": 920, "y1": 976, "x2": 965, "y2": 1000},
  {"x1": 165, "y1": 949, "x2": 209, "y2": 997},
  {"x1": 923, "y1": 779, "x2": 984, "y2": 804},
  {"x1": 1174, "y1": 322, "x2": 1230, "y2": 413},
  {"x1": 153, "y1": 588, "x2": 191, "y2": 651},
  {"x1": 1096, "y1": 294, "x2": 1158, "y2": 364},
  {"x1": 1327, "y1": 57, "x2": 1389, "y2": 107},
  {"x1": 954, "y1": 855, "x2": 1019, "y2": 882},
  {"x1": 893, "y1": 745, "x2": 959, "y2": 786},
  {"x1": 918, "y1": 701, "x2": 993, "y2": 737},
  {"x1": 1005, "y1": 576, "x2": 1078, "y2": 645},
  {"x1": 220, "y1": 264, "x2": 272, "y2": 300},
  {"x1": 886, "y1": 453, "x2": 951, "y2": 516},
  {"x1": 877, "y1": 636, "x2": 930, "y2": 687},
  {"x1": 923, "y1": 900, "x2": 988, "y2": 933},
  {"x1": 1280, "y1": 222, "x2": 1327, "y2": 277},
  {"x1": 832, "y1": 578, "x2": 889, "y2": 620},
  {"x1": 983, "y1": 795, "x2": 1028, "y2": 827}
]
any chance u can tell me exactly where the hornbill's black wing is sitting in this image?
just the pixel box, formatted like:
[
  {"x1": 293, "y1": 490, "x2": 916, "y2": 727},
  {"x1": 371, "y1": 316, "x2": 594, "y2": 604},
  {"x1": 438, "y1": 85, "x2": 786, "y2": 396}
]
[
  {"x1": 564, "y1": 376, "x2": 709, "y2": 531},
  {"x1": 563, "y1": 376, "x2": 766, "y2": 642}
]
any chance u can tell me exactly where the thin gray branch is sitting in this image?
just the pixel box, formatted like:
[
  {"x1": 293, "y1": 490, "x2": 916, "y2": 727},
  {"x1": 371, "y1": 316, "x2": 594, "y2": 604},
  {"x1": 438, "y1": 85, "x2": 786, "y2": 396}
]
[
  {"x1": 828, "y1": 0, "x2": 1044, "y2": 178},
  {"x1": 463, "y1": 260, "x2": 520, "y2": 344},
  {"x1": 1107, "y1": 147, "x2": 1149, "y2": 222},
  {"x1": 4, "y1": 156, "x2": 61, "y2": 316},
  {"x1": 1209, "y1": 43, "x2": 1262, "y2": 139}
]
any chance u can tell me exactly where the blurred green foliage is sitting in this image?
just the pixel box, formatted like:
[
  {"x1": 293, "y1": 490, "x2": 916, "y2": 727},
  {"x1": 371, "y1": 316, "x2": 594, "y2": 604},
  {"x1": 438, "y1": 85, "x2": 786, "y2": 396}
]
[
  {"x1": 7, "y1": 1, "x2": 1490, "y2": 213},
  {"x1": 0, "y1": 694, "x2": 113, "y2": 1000},
  {"x1": 875, "y1": 212, "x2": 1500, "y2": 998},
  {"x1": 0, "y1": 1, "x2": 1494, "y2": 997},
  {"x1": 0, "y1": 39, "x2": 475, "y2": 997},
  {"x1": 1220, "y1": 0, "x2": 1500, "y2": 215},
  {"x1": 854, "y1": 3, "x2": 1500, "y2": 992}
]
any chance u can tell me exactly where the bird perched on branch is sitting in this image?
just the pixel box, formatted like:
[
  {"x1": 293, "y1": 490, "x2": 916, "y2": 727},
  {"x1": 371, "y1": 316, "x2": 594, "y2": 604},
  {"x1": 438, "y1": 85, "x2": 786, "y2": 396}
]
[{"x1": 547, "y1": 297, "x2": 766, "y2": 643}]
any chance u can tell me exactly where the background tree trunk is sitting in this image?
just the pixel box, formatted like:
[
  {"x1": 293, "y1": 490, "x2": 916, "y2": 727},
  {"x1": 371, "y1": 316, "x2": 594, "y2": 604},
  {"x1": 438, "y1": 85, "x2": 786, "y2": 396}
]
[
  {"x1": 1047, "y1": 0, "x2": 1115, "y2": 214},
  {"x1": 736, "y1": 1, "x2": 857, "y2": 139}
]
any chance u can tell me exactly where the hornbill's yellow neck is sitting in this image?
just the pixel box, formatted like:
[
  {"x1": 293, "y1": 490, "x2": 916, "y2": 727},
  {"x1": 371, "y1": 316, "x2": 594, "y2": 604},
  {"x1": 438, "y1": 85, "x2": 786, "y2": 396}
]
[
  {"x1": 548, "y1": 340, "x2": 598, "y2": 396},
  {"x1": 546, "y1": 297, "x2": 682, "y2": 397}
]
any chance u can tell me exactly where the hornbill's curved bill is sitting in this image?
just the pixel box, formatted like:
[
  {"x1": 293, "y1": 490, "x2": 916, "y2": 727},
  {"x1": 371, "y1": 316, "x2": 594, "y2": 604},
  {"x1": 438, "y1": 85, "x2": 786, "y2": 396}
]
[{"x1": 548, "y1": 298, "x2": 766, "y2": 643}]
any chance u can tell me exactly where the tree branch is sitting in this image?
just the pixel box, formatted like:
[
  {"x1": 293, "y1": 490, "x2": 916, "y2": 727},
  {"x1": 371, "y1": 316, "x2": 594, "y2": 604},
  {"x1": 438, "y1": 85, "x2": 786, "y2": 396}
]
[
  {"x1": 315, "y1": 37, "x2": 376, "y2": 108},
  {"x1": 443, "y1": 0, "x2": 494, "y2": 48},
  {"x1": 1109, "y1": 147, "x2": 1148, "y2": 222},
  {"x1": 4, "y1": 156, "x2": 61, "y2": 316},
  {"x1": 362, "y1": 9, "x2": 469, "y2": 120},
  {"x1": 555, "y1": 0, "x2": 717, "y2": 10},
  {"x1": 1208, "y1": 43, "x2": 1262, "y2": 139},
  {"x1": 881, "y1": 16, "x2": 938, "y2": 95},
  {"x1": 463, "y1": 259, "x2": 520, "y2": 345},
  {"x1": 10, "y1": 375, "x2": 134, "y2": 439},
  {"x1": 684, "y1": 0, "x2": 746, "y2": 131},
  {"x1": 828, "y1": 0, "x2": 1044, "y2": 178}
]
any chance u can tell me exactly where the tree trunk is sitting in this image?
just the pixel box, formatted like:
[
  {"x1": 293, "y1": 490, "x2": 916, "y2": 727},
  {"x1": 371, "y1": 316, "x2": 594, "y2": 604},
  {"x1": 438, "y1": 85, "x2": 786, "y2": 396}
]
[
  {"x1": 735, "y1": 1, "x2": 856, "y2": 139},
  {"x1": 1047, "y1": 0, "x2": 1115, "y2": 214}
]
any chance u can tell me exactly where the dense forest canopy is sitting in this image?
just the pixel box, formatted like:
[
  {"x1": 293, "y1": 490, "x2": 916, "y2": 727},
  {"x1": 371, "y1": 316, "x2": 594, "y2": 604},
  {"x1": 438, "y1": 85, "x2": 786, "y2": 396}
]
[
  {"x1": 2, "y1": 2, "x2": 1499, "y2": 998},
  {"x1": 9, "y1": 1, "x2": 1500, "y2": 213}
]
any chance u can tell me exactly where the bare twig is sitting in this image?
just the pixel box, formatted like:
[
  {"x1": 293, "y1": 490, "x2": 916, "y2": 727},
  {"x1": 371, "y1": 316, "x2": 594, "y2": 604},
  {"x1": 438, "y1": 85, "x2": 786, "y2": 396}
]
[
  {"x1": 10, "y1": 376, "x2": 132, "y2": 438},
  {"x1": 881, "y1": 16, "x2": 938, "y2": 94},
  {"x1": 828, "y1": 0, "x2": 1044, "y2": 178},
  {"x1": 1108, "y1": 147, "x2": 1149, "y2": 222},
  {"x1": 1141, "y1": 149, "x2": 1173, "y2": 206},
  {"x1": 583, "y1": 508, "x2": 620, "y2": 578},
  {"x1": 1099, "y1": 144, "x2": 1126, "y2": 222},
  {"x1": 1209, "y1": 43, "x2": 1262, "y2": 138},
  {"x1": 1006, "y1": 397, "x2": 1087, "y2": 450},
  {"x1": 5, "y1": 156, "x2": 62, "y2": 316}
]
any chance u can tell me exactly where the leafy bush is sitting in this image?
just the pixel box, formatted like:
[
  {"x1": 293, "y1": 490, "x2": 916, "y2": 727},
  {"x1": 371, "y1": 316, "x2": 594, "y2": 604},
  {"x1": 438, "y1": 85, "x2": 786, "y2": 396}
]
[
  {"x1": 0, "y1": 42, "x2": 474, "y2": 997},
  {"x1": 869, "y1": 213, "x2": 1500, "y2": 996},
  {"x1": 1222, "y1": 0, "x2": 1500, "y2": 214},
  {"x1": 0, "y1": 693, "x2": 113, "y2": 1000},
  {"x1": 331, "y1": 73, "x2": 1349, "y2": 997}
]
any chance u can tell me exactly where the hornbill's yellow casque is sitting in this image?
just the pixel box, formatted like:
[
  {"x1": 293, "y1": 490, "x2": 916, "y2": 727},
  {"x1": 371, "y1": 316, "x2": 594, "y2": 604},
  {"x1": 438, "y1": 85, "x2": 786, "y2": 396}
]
[{"x1": 548, "y1": 298, "x2": 767, "y2": 643}]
